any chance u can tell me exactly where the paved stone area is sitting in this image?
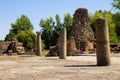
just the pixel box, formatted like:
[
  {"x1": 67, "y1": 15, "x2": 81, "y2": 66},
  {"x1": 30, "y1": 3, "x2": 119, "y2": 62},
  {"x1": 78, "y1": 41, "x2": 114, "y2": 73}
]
[{"x1": 0, "y1": 54, "x2": 120, "y2": 80}]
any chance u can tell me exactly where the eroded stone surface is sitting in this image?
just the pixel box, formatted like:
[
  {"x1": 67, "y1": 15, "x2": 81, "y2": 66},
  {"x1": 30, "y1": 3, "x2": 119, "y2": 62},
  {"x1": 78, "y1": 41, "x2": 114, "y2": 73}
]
[{"x1": 70, "y1": 8, "x2": 94, "y2": 51}]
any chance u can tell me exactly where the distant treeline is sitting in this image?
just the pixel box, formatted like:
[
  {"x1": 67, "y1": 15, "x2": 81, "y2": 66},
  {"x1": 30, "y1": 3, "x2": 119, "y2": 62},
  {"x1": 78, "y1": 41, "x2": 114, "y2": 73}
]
[{"x1": 4, "y1": 0, "x2": 120, "y2": 50}]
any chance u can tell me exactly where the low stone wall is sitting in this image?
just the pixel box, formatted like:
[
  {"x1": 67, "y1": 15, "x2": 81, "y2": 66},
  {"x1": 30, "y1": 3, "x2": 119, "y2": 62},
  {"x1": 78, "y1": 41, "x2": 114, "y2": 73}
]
[
  {"x1": 110, "y1": 43, "x2": 120, "y2": 53},
  {"x1": 0, "y1": 40, "x2": 25, "y2": 55},
  {"x1": 0, "y1": 42, "x2": 10, "y2": 55}
]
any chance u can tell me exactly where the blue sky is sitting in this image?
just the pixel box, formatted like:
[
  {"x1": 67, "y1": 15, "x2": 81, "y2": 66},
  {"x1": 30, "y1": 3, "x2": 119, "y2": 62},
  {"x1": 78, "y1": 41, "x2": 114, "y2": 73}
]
[{"x1": 0, "y1": 0, "x2": 112, "y2": 40}]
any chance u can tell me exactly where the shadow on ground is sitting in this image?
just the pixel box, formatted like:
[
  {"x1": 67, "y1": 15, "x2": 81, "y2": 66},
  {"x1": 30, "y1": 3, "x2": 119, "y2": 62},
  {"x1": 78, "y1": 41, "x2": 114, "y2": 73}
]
[{"x1": 65, "y1": 65, "x2": 97, "y2": 67}]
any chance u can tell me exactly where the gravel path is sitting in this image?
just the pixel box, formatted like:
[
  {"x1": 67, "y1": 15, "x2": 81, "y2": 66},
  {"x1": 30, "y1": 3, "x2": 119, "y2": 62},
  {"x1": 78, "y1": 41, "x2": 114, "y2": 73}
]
[{"x1": 0, "y1": 54, "x2": 120, "y2": 80}]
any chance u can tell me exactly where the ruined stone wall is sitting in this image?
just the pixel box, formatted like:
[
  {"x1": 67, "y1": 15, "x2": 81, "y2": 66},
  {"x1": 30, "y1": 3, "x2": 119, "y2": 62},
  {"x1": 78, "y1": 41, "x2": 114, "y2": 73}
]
[
  {"x1": 70, "y1": 8, "x2": 94, "y2": 52},
  {"x1": 0, "y1": 39, "x2": 25, "y2": 55},
  {"x1": 16, "y1": 42, "x2": 25, "y2": 53},
  {"x1": 110, "y1": 43, "x2": 120, "y2": 53},
  {"x1": 67, "y1": 36, "x2": 77, "y2": 55},
  {"x1": 0, "y1": 42, "x2": 10, "y2": 55}
]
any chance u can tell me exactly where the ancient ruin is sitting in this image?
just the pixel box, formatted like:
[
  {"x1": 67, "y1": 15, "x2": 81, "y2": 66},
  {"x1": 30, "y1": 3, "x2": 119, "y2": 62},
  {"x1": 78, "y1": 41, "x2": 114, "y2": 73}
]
[
  {"x1": 96, "y1": 18, "x2": 111, "y2": 66},
  {"x1": 48, "y1": 8, "x2": 95, "y2": 56},
  {"x1": 48, "y1": 46, "x2": 59, "y2": 56},
  {"x1": 0, "y1": 42, "x2": 10, "y2": 55},
  {"x1": 110, "y1": 43, "x2": 120, "y2": 53},
  {"x1": 67, "y1": 36, "x2": 77, "y2": 55},
  {"x1": 48, "y1": 8, "x2": 119, "y2": 57},
  {"x1": 36, "y1": 32, "x2": 42, "y2": 56},
  {"x1": 0, "y1": 38, "x2": 25, "y2": 55},
  {"x1": 70, "y1": 8, "x2": 95, "y2": 53},
  {"x1": 59, "y1": 28, "x2": 67, "y2": 59}
]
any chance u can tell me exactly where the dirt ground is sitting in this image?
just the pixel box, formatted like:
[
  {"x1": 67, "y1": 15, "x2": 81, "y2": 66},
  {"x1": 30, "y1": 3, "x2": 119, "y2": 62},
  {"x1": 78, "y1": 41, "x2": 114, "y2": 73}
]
[{"x1": 0, "y1": 54, "x2": 120, "y2": 80}]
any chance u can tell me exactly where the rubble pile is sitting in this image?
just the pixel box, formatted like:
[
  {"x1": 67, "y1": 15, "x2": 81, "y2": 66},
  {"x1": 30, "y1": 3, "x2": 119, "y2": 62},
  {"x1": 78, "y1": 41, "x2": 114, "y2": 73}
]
[
  {"x1": 110, "y1": 43, "x2": 120, "y2": 53},
  {"x1": 0, "y1": 38, "x2": 25, "y2": 56}
]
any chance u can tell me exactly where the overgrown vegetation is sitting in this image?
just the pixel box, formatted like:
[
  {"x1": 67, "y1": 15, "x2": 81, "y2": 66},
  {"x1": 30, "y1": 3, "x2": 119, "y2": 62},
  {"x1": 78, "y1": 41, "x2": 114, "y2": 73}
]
[
  {"x1": 90, "y1": 10, "x2": 120, "y2": 43},
  {"x1": 5, "y1": 15, "x2": 36, "y2": 51},
  {"x1": 39, "y1": 13, "x2": 72, "y2": 49}
]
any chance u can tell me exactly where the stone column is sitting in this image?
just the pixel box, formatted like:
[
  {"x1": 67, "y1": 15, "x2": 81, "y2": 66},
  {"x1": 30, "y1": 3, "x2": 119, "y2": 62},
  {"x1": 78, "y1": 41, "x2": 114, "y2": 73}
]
[
  {"x1": 67, "y1": 36, "x2": 76, "y2": 56},
  {"x1": 36, "y1": 32, "x2": 42, "y2": 56},
  {"x1": 96, "y1": 18, "x2": 111, "y2": 66},
  {"x1": 59, "y1": 28, "x2": 67, "y2": 59}
]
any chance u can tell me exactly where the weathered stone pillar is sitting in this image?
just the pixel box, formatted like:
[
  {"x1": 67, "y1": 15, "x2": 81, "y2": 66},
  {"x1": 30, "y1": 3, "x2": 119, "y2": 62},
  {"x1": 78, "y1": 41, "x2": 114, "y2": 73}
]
[
  {"x1": 59, "y1": 28, "x2": 67, "y2": 59},
  {"x1": 67, "y1": 36, "x2": 76, "y2": 56},
  {"x1": 96, "y1": 18, "x2": 111, "y2": 66},
  {"x1": 36, "y1": 32, "x2": 42, "y2": 56}
]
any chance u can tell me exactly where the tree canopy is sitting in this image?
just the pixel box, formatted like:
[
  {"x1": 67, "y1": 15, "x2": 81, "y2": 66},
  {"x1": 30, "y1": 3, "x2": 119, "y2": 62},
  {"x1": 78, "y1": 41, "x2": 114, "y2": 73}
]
[
  {"x1": 39, "y1": 14, "x2": 72, "y2": 49},
  {"x1": 90, "y1": 10, "x2": 120, "y2": 43},
  {"x1": 111, "y1": 0, "x2": 120, "y2": 41},
  {"x1": 112, "y1": 0, "x2": 120, "y2": 11},
  {"x1": 5, "y1": 15, "x2": 36, "y2": 51}
]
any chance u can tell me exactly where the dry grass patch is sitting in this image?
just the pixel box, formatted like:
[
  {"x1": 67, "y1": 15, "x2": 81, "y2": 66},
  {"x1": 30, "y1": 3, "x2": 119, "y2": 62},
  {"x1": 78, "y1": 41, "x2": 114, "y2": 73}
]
[{"x1": 0, "y1": 56, "x2": 24, "y2": 61}]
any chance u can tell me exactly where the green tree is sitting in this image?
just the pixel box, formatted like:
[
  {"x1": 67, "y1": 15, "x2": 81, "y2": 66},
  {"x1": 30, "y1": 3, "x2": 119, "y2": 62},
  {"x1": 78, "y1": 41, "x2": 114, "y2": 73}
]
[
  {"x1": 112, "y1": 0, "x2": 120, "y2": 11},
  {"x1": 40, "y1": 17, "x2": 55, "y2": 49},
  {"x1": 39, "y1": 14, "x2": 73, "y2": 49},
  {"x1": 5, "y1": 30, "x2": 15, "y2": 41},
  {"x1": 90, "y1": 10, "x2": 119, "y2": 43},
  {"x1": 5, "y1": 14, "x2": 36, "y2": 51},
  {"x1": 16, "y1": 31, "x2": 36, "y2": 51},
  {"x1": 63, "y1": 13, "x2": 73, "y2": 38},
  {"x1": 11, "y1": 15, "x2": 33, "y2": 35},
  {"x1": 53, "y1": 14, "x2": 62, "y2": 45},
  {"x1": 90, "y1": 10, "x2": 103, "y2": 32},
  {"x1": 112, "y1": 0, "x2": 120, "y2": 40},
  {"x1": 104, "y1": 11, "x2": 119, "y2": 43},
  {"x1": 113, "y1": 12, "x2": 120, "y2": 39}
]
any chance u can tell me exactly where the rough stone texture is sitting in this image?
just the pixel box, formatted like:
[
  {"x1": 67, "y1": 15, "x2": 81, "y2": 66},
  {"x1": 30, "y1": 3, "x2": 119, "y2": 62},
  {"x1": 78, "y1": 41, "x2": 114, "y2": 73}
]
[
  {"x1": 36, "y1": 32, "x2": 42, "y2": 56},
  {"x1": 67, "y1": 36, "x2": 77, "y2": 56},
  {"x1": 59, "y1": 28, "x2": 67, "y2": 59},
  {"x1": 0, "y1": 42, "x2": 10, "y2": 55},
  {"x1": 80, "y1": 41, "x2": 94, "y2": 52},
  {"x1": 47, "y1": 46, "x2": 59, "y2": 56},
  {"x1": 70, "y1": 8, "x2": 94, "y2": 52},
  {"x1": 16, "y1": 43, "x2": 24, "y2": 53},
  {"x1": 48, "y1": 8, "x2": 95, "y2": 56},
  {"x1": 96, "y1": 18, "x2": 111, "y2": 66},
  {"x1": 1, "y1": 38, "x2": 25, "y2": 55},
  {"x1": 110, "y1": 43, "x2": 120, "y2": 53}
]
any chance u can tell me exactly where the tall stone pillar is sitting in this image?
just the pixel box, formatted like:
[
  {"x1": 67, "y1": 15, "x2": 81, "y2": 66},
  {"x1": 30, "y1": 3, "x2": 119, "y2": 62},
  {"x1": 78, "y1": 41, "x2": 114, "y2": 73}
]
[
  {"x1": 67, "y1": 36, "x2": 76, "y2": 56},
  {"x1": 96, "y1": 18, "x2": 111, "y2": 66},
  {"x1": 36, "y1": 32, "x2": 42, "y2": 56},
  {"x1": 59, "y1": 28, "x2": 67, "y2": 59}
]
